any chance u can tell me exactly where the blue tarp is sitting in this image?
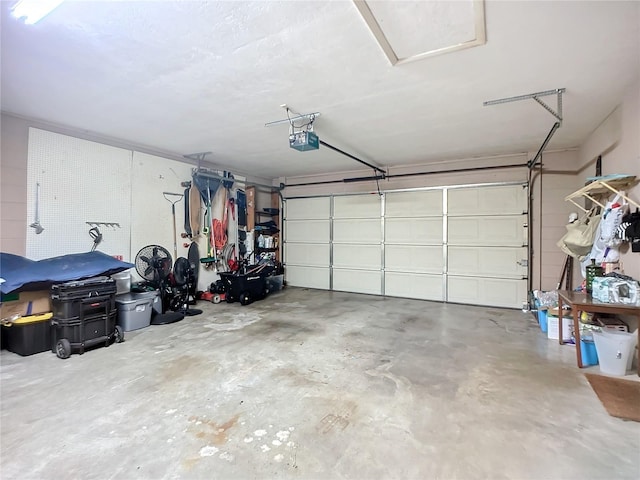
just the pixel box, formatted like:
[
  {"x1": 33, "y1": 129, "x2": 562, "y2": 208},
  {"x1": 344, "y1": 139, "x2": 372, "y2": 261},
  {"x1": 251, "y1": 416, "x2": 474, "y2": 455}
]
[{"x1": 0, "y1": 251, "x2": 134, "y2": 294}]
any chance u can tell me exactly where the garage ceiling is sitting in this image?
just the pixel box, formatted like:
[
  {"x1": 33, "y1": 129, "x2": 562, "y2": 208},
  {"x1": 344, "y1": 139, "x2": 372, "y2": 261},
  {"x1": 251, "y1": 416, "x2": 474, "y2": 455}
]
[{"x1": 1, "y1": 1, "x2": 638, "y2": 178}]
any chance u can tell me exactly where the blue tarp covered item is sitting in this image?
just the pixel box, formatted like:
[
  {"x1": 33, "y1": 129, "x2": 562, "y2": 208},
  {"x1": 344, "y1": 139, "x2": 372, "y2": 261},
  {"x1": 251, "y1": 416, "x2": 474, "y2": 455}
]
[{"x1": 0, "y1": 251, "x2": 134, "y2": 294}]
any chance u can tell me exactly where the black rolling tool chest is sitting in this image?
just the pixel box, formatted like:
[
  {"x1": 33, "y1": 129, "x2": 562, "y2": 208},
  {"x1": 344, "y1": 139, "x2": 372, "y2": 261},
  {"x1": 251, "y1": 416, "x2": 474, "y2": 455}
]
[{"x1": 50, "y1": 276, "x2": 123, "y2": 358}]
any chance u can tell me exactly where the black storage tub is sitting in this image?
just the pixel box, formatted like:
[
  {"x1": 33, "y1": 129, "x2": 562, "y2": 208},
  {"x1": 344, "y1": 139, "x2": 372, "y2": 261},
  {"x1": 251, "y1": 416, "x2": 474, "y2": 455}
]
[
  {"x1": 2, "y1": 313, "x2": 52, "y2": 356},
  {"x1": 51, "y1": 311, "x2": 118, "y2": 356},
  {"x1": 51, "y1": 277, "x2": 116, "y2": 319}
]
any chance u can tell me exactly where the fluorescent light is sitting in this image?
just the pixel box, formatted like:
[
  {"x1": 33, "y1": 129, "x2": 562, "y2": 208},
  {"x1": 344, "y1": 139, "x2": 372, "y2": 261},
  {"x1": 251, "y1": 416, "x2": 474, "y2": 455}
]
[{"x1": 11, "y1": 0, "x2": 64, "y2": 24}]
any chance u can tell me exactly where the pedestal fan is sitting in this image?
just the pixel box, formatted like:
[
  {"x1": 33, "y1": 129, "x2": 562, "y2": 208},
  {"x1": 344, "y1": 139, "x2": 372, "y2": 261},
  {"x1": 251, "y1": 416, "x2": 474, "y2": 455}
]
[
  {"x1": 134, "y1": 245, "x2": 185, "y2": 325},
  {"x1": 171, "y1": 256, "x2": 202, "y2": 316}
]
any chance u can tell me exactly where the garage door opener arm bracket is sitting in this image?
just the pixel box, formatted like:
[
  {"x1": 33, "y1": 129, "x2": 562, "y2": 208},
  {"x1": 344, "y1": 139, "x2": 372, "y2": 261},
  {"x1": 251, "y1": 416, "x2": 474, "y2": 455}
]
[{"x1": 483, "y1": 88, "x2": 565, "y2": 169}]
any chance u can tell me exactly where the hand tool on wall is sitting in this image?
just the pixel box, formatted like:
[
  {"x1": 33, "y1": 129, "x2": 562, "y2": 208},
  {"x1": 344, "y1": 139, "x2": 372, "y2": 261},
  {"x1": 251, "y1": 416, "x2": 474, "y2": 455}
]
[
  {"x1": 199, "y1": 179, "x2": 218, "y2": 271},
  {"x1": 88, "y1": 227, "x2": 102, "y2": 251},
  {"x1": 163, "y1": 192, "x2": 184, "y2": 260},
  {"x1": 189, "y1": 180, "x2": 201, "y2": 237},
  {"x1": 29, "y1": 182, "x2": 44, "y2": 234},
  {"x1": 182, "y1": 182, "x2": 192, "y2": 238}
]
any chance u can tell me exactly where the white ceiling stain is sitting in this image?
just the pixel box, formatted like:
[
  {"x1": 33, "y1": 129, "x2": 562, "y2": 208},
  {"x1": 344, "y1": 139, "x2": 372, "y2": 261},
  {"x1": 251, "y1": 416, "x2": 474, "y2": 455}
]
[{"x1": 1, "y1": 1, "x2": 638, "y2": 179}]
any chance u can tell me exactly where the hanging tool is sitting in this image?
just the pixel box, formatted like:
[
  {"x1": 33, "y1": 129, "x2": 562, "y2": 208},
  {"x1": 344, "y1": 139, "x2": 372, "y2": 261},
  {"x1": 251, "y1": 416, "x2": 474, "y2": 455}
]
[
  {"x1": 29, "y1": 182, "x2": 44, "y2": 234},
  {"x1": 163, "y1": 192, "x2": 184, "y2": 260},
  {"x1": 189, "y1": 179, "x2": 201, "y2": 237},
  {"x1": 182, "y1": 182, "x2": 192, "y2": 239},
  {"x1": 199, "y1": 179, "x2": 218, "y2": 271},
  {"x1": 88, "y1": 227, "x2": 102, "y2": 252}
]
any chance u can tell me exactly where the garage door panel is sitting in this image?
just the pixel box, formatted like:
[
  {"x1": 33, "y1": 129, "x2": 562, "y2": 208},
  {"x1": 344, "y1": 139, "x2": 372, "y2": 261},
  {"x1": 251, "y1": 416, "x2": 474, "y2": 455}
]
[
  {"x1": 334, "y1": 218, "x2": 381, "y2": 243},
  {"x1": 285, "y1": 243, "x2": 330, "y2": 266},
  {"x1": 286, "y1": 265, "x2": 330, "y2": 290},
  {"x1": 385, "y1": 245, "x2": 442, "y2": 273},
  {"x1": 286, "y1": 220, "x2": 329, "y2": 243},
  {"x1": 385, "y1": 217, "x2": 442, "y2": 244},
  {"x1": 385, "y1": 272, "x2": 443, "y2": 301},
  {"x1": 333, "y1": 244, "x2": 380, "y2": 269},
  {"x1": 333, "y1": 269, "x2": 381, "y2": 295},
  {"x1": 448, "y1": 185, "x2": 526, "y2": 216},
  {"x1": 448, "y1": 246, "x2": 527, "y2": 277},
  {"x1": 286, "y1": 197, "x2": 330, "y2": 220},
  {"x1": 448, "y1": 215, "x2": 526, "y2": 246},
  {"x1": 334, "y1": 195, "x2": 380, "y2": 218},
  {"x1": 385, "y1": 191, "x2": 442, "y2": 217},
  {"x1": 447, "y1": 276, "x2": 527, "y2": 309}
]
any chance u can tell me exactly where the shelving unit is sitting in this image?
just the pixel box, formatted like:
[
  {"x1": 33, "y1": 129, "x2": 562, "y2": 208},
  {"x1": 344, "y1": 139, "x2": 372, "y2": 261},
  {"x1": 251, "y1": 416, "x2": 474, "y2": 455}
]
[
  {"x1": 255, "y1": 209, "x2": 280, "y2": 262},
  {"x1": 243, "y1": 186, "x2": 281, "y2": 264},
  {"x1": 565, "y1": 175, "x2": 639, "y2": 212}
]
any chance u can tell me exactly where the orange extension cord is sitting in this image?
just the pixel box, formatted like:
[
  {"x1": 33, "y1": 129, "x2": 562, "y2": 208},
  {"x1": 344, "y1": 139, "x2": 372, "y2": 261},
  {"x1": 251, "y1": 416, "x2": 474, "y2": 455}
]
[{"x1": 213, "y1": 198, "x2": 235, "y2": 253}]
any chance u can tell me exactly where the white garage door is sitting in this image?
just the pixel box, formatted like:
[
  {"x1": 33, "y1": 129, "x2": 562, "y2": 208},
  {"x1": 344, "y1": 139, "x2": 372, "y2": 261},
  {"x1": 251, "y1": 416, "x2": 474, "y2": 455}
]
[
  {"x1": 284, "y1": 197, "x2": 331, "y2": 289},
  {"x1": 384, "y1": 190, "x2": 443, "y2": 301},
  {"x1": 333, "y1": 195, "x2": 382, "y2": 295},
  {"x1": 284, "y1": 183, "x2": 528, "y2": 309},
  {"x1": 447, "y1": 184, "x2": 528, "y2": 308}
]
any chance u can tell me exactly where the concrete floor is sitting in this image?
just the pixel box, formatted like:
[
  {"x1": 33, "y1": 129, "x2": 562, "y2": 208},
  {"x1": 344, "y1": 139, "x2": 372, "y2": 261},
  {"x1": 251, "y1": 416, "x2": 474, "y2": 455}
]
[{"x1": 1, "y1": 287, "x2": 639, "y2": 480}]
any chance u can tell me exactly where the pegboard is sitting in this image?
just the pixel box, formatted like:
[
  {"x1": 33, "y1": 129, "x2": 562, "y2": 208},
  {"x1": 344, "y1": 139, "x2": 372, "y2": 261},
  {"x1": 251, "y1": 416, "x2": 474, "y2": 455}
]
[
  {"x1": 26, "y1": 128, "x2": 132, "y2": 260},
  {"x1": 130, "y1": 151, "x2": 194, "y2": 273},
  {"x1": 25, "y1": 130, "x2": 241, "y2": 291}
]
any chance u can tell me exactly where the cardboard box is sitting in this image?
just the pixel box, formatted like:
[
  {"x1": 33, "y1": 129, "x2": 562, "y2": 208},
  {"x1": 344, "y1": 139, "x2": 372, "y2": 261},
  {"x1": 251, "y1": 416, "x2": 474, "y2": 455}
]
[
  {"x1": 0, "y1": 290, "x2": 52, "y2": 321},
  {"x1": 547, "y1": 315, "x2": 572, "y2": 341}
]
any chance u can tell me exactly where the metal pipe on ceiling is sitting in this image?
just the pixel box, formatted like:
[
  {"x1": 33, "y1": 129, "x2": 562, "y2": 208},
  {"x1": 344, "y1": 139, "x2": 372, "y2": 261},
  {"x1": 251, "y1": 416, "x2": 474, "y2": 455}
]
[
  {"x1": 527, "y1": 122, "x2": 561, "y2": 168},
  {"x1": 285, "y1": 162, "x2": 528, "y2": 188},
  {"x1": 192, "y1": 169, "x2": 280, "y2": 192},
  {"x1": 318, "y1": 139, "x2": 387, "y2": 176}
]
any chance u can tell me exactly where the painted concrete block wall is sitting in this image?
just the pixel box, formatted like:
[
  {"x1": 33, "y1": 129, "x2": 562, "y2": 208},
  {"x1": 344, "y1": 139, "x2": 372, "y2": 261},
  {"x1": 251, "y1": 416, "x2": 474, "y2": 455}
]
[
  {"x1": 282, "y1": 153, "x2": 531, "y2": 198},
  {"x1": 535, "y1": 170, "x2": 583, "y2": 291},
  {"x1": 578, "y1": 80, "x2": 640, "y2": 280},
  {"x1": 0, "y1": 115, "x2": 29, "y2": 255}
]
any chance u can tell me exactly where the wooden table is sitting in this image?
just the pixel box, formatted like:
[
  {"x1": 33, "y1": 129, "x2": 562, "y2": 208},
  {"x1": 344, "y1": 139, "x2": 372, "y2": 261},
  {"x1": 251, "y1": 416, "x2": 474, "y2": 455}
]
[{"x1": 557, "y1": 290, "x2": 640, "y2": 375}]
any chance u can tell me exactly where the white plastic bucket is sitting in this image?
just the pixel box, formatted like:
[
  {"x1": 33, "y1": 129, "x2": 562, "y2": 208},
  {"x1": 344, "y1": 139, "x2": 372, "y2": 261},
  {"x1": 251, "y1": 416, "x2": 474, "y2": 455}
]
[
  {"x1": 592, "y1": 330, "x2": 637, "y2": 376},
  {"x1": 112, "y1": 270, "x2": 131, "y2": 295}
]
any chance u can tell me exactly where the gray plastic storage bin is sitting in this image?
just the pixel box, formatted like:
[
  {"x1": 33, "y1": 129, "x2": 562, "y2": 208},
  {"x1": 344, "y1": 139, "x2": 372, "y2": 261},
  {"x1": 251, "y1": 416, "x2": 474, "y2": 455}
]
[
  {"x1": 130, "y1": 290, "x2": 162, "y2": 315},
  {"x1": 115, "y1": 293, "x2": 153, "y2": 332}
]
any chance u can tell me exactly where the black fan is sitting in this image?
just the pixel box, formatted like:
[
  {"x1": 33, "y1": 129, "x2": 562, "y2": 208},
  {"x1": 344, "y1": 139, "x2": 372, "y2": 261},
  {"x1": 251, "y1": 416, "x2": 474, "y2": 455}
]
[
  {"x1": 134, "y1": 245, "x2": 184, "y2": 325},
  {"x1": 135, "y1": 245, "x2": 172, "y2": 284},
  {"x1": 187, "y1": 242, "x2": 200, "y2": 301},
  {"x1": 170, "y1": 257, "x2": 202, "y2": 316}
]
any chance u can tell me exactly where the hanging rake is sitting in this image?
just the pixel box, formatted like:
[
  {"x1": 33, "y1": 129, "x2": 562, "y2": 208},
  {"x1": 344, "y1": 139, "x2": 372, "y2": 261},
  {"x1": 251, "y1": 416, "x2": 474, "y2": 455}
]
[{"x1": 163, "y1": 192, "x2": 184, "y2": 260}]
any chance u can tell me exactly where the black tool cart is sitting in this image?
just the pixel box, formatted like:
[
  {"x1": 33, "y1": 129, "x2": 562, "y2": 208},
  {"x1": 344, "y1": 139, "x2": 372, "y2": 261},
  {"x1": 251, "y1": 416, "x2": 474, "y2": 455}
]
[{"x1": 50, "y1": 276, "x2": 124, "y2": 358}]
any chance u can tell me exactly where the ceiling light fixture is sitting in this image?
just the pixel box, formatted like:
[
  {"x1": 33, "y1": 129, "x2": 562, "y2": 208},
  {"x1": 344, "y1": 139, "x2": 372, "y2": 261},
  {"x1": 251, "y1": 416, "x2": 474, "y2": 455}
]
[{"x1": 11, "y1": 0, "x2": 64, "y2": 24}]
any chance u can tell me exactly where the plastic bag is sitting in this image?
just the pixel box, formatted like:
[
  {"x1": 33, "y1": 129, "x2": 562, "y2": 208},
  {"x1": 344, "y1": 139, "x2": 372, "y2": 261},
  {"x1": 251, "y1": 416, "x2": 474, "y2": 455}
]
[
  {"x1": 557, "y1": 208, "x2": 601, "y2": 259},
  {"x1": 599, "y1": 194, "x2": 628, "y2": 247}
]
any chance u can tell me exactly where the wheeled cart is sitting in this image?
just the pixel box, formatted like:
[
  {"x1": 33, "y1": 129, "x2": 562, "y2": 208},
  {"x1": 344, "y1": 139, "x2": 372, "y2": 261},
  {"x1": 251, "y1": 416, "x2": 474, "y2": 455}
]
[
  {"x1": 50, "y1": 277, "x2": 123, "y2": 358},
  {"x1": 219, "y1": 265, "x2": 275, "y2": 305}
]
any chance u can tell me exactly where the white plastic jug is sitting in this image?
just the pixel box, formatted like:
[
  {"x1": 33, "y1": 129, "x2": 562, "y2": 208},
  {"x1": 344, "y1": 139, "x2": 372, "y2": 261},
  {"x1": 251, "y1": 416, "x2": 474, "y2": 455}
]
[{"x1": 592, "y1": 330, "x2": 637, "y2": 376}]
